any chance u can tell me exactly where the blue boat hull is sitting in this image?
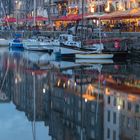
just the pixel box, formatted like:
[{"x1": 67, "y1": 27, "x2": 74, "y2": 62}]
[{"x1": 9, "y1": 43, "x2": 24, "y2": 51}]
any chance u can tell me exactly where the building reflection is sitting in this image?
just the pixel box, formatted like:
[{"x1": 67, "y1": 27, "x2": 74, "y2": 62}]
[
  {"x1": 44, "y1": 65, "x2": 103, "y2": 140},
  {"x1": 104, "y1": 78, "x2": 140, "y2": 140},
  {"x1": 0, "y1": 52, "x2": 140, "y2": 140}
]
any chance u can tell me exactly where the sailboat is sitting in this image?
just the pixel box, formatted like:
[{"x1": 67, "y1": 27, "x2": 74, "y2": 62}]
[{"x1": 55, "y1": 35, "x2": 114, "y2": 59}]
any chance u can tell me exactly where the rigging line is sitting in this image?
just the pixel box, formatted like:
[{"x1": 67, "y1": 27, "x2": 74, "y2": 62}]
[{"x1": 0, "y1": 56, "x2": 9, "y2": 92}]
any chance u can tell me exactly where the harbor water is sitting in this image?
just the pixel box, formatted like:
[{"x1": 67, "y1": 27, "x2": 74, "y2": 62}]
[{"x1": 0, "y1": 47, "x2": 140, "y2": 140}]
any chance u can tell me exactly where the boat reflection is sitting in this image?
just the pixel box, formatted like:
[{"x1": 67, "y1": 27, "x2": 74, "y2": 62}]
[{"x1": 0, "y1": 51, "x2": 140, "y2": 140}]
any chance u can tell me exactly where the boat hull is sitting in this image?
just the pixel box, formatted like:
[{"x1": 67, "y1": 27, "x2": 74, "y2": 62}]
[
  {"x1": 55, "y1": 45, "x2": 129, "y2": 60},
  {"x1": 0, "y1": 39, "x2": 9, "y2": 46},
  {"x1": 75, "y1": 53, "x2": 113, "y2": 59},
  {"x1": 59, "y1": 45, "x2": 83, "y2": 54},
  {"x1": 75, "y1": 58, "x2": 113, "y2": 64},
  {"x1": 9, "y1": 43, "x2": 24, "y2": 51},
  {"x1": 24, "y1": 47, "x2": 53, "y2": 54}
]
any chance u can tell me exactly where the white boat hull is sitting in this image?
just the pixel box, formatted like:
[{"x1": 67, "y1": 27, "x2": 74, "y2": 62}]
[
  {"x1": 75, "y1": 53, "x2": 113, "y2": 59},
  {"x1": 75, "y1": 58, "x2": 114, "y2": 64},
  {"x1": 55, "y1": 43, "x2": 114, "y2": 60},
  {"x1": 55, "y1": 44, "x2": 106, "y2": 55},
  {"x1": 0, "y1": 39, "x2": 10, "y2": 46},
  {"x1": 24, "y1": 46, "x2": 53, "y2": 53},
  {"x1": 56, "y1": 46, "x2": 85, "y2": 54},
  {"x1": 50, "y1": 61, "x2": 81, "y2": 70}
]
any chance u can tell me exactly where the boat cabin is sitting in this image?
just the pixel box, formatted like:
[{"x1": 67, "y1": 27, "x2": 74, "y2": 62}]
[{"x1": 59, "y1": 34, "x2": 80, "y2": 43}]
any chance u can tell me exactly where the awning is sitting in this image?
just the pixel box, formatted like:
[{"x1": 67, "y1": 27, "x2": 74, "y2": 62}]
[
  {"x1": 55, "y1": 13, "x2": 89, "y2": 21},
  {"x1": 18, "y1": 16, "x2": 48, "y2": 22},
  {"x1": 2, "y1": 17, "x2": 16, "y2": 23},
  {"x1": 56, "y1": 15, "x2": 68, "y2": 21},
  {"x1": 100, "y1": 11, "x2": 131, "y2": 20},
  {"x1": 83, "y1": 9, "x2": 140, "y2": 20},
  {"x1": 100, "y1": 8, "x2": 140, "y2": 20},
  {"x1": 55, "y1": 15, "x2": 77, "y2": 21},
  {"x1": 27, "y1": 16, "x2": 48, "y2": 21},
  {"x1": 65, "y1": 10, "x2": 140, "y2": 21},
  {"x1": 84, "y1": 13, "x2": 102, "y2": 19},
  {"x1": 67, "y1": 14, "x2": 80, "y2": 21}
]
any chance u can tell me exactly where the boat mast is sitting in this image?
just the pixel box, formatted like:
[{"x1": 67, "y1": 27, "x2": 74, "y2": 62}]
[
  {"x1": 98, "y1": 1, "x2": 102, "y2": 44},
  {"x1": 81, "y1": 0, "x2": 84, "y2": 48},
  {"x1": 33, "y1": 0, "x2": 36, "y2": 26}
]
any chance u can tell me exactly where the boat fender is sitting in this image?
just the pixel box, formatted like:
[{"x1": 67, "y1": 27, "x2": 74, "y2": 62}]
[{"x1": 114, "y1": 41, "x2": 120, "y2": 49}]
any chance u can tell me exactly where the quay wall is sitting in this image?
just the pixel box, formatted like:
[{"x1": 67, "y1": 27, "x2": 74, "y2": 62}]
[
  {"x1": 1, "y1": 30, "x2": 140, "y2": 39},
  {"x1": 105, "y1": 31, "x2": 140, "y2": 38},
  {"x1": 0, "y1": 31, "x2": 67, "y2": 39}
]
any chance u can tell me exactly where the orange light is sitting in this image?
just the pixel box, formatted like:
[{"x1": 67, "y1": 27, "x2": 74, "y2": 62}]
[
  {"x1": 57, "y1": 80, "x2": 61, "y2": 86},
  {"x1": 83, "y1": 94, "x2": 96, "y2": 101},
  {"x1": 86, "y1": 84, "x2": 94, "y2": 92},
  {"x1": 105, "y1": 88, "x2": 110, "y2": 95},
  {"x1": 128, "y1": 95, "x2": 137, "y2": 102}
]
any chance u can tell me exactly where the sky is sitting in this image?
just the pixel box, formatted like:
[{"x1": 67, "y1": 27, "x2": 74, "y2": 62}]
[{"x1": 0, "y1": 103, "x2": 51, "y2": 140}]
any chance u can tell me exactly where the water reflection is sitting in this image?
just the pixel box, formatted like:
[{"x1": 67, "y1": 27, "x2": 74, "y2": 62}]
[{"x1": 0, "y1": 50, "x2": 140, "y2": 140}]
